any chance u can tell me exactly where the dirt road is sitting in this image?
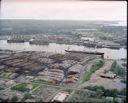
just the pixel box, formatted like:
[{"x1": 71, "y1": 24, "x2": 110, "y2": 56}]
[{"x1": 79, "y1": 60, "x2": 114, "y2": 88}]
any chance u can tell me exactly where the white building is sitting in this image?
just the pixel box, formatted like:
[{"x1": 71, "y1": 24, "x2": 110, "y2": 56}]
[{"x1": 51, "y1": 92, "x2": 69, "y2": 102}]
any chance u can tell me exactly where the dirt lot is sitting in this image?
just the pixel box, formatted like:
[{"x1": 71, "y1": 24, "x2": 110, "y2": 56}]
[{"x1": 80, "y1": 60, "x2": 126, "y2": 91}]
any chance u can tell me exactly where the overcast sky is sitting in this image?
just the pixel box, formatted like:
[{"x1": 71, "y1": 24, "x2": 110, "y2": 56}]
[{"x1": 0, "y1": 0, "x2": 127, "y2": 21}]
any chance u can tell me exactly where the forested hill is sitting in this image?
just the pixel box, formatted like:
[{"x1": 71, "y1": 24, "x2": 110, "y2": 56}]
[{"x1": 0, "y1": 19, "x2": 122, "y2": 35}]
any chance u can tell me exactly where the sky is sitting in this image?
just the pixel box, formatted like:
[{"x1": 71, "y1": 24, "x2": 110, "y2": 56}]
[{"x1": 0, "y1": 0, "x2": 127, "y2": 21}]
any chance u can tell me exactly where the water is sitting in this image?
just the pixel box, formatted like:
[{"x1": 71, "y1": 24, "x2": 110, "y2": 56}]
[
  {"x1": 81, "y1": 37, "x2": 95, "y2": 41},
  {"x1": 109, "y1": 21, "x2": 127, "y2": 26},
  {"x1": 0, "y1": 40, "x2": 126, "y2": 60}
]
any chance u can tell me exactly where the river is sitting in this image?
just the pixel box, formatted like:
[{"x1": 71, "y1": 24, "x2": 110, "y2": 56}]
[
  {"x1": 0, "y1": 40, "x2": 126, "y2": 60},
  {"x1": 108, "y1": 21, "x2": 127, "y2": 26}
]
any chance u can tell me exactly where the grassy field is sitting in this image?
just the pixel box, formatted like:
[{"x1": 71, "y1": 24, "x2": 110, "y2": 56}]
[{"x1": 11, "y1": 83, "x2": 38, "y2": 92}]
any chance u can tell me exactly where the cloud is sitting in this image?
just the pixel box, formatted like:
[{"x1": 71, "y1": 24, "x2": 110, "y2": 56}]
[{"x1": 0, "y1": 0, "x2": 127, "y2": 21}]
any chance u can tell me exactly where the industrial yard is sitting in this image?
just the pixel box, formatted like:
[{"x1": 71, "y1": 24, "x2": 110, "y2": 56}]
[
  {"x1": 0, "y1": 50, "x2": 100, "y2": 102},
  {"x1": 0, "y1": 49, "x2": 126, "y2": 102}
]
